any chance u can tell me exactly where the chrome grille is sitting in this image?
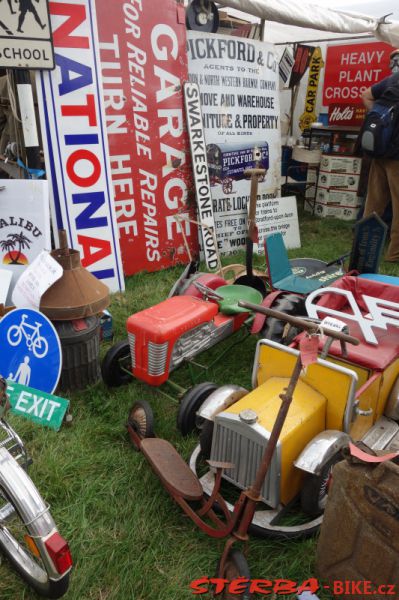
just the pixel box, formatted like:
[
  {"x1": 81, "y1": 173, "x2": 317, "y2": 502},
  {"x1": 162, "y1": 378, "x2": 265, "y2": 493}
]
[
  {"x1": 170, "y1": 320, "x2": 233, "y2": 371},
  {"x1": 148, "y1": 341, "x2": 169, "y2": 376},
  {"x1": 210, "y1": 413, "x2": 281, "y2": 508},
  {"x1": 128, "y1": 333, "x2": 136, "y2": 369}
]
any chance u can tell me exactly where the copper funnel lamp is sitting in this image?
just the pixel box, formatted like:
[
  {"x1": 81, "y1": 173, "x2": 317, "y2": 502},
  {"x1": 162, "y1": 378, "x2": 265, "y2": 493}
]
[{"x1": 40, "y1": 230, "x2": 110, "y2": 321}]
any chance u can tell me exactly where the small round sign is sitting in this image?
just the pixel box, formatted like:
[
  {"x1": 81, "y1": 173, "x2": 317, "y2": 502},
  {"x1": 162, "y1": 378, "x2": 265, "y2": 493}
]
[{"x1": 0, "y1": 309, "x2": 62, "y2": 394}]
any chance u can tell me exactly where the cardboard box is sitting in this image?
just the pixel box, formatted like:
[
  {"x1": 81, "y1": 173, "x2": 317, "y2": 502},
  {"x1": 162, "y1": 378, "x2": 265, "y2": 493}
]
[
  {"x1": 312, "y1": 202, "x2": 360, "y2": 220},
  {"x1": 320, "y1": 155, "x2": 362, "y2": 175},
  {"x1": 305, "y1": 167, "x2": 318, "y2": 199},
  {"x1": 316, "y1": 187, "x2": 361, "y2": 207},
  {"x1": 340, "y1": 206, "x2": 360, "y2": 221},
  {"x1": 313, "y1": 202, "x2": 343, "y2": 218},
  {"x1": 304, "y1": 198, "x2": 317, "y2": 213},
  {"x1": 317, "y1": 171, "x2": 360, "y2": 192}
]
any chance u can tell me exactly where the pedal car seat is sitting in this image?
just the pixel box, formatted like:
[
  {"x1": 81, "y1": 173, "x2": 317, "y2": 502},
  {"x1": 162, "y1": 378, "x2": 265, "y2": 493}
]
[{"x1": 305, "y1": 275, "x2": 399, "y2": 371}]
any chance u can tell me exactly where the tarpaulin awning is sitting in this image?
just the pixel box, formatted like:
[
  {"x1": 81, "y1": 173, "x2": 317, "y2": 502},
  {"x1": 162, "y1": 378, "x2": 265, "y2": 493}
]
[{"x1": 216, "y1": 0, "x2": 399, "y2": 46}]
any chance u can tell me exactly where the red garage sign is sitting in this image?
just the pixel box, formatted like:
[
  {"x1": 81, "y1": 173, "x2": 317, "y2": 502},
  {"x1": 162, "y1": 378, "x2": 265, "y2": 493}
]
[
  {"x1": 323, "y1": 41, "x2": 394, "y2": 106},
  {"x1": 95, "y1": 0, "x2": 198, "y2": 275}
]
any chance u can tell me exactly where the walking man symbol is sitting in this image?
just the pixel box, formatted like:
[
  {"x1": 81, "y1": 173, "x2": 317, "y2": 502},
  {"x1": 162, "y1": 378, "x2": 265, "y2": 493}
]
[
  {"x1": 1, "y1": 0, "x2": 16, "y2": 15},
  {"x1": 16, "y1": 0, "x2": 46, "y2": 33},
  {"x1": 11, "y1": 356, "x2": 31, "y2": 387}
]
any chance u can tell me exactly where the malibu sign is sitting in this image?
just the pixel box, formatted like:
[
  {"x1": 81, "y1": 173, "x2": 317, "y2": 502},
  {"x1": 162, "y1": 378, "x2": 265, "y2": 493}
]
[
  {"x1": 36, "y1": 0, "x2": 124, "y2": 292},
  {"x1": 0, "y1": 181, "x2": 51, "y2": 304}
]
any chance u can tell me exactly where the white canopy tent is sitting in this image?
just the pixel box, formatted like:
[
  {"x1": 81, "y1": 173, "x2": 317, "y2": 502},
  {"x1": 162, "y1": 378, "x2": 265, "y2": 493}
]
[{"x1": 217, "y1": 0, "x2": 399, "y2": 45}]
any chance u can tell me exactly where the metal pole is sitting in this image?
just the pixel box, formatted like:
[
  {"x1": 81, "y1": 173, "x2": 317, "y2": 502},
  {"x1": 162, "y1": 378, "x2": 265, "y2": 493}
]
[{"x1": 14, "y1": 69, "x2": 41, "y2": 172}]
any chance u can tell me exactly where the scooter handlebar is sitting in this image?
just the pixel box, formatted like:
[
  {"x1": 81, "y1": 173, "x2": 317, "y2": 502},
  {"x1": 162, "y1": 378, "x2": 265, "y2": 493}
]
[{"x1": 238, "y1": 301, "x2": 360, "y2": 346}]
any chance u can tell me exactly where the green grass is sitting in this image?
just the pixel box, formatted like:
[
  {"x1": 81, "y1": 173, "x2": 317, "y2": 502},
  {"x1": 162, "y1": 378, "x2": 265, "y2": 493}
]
[{"x1": 1, "y1": 210, "x2": 398, "y2": 600}]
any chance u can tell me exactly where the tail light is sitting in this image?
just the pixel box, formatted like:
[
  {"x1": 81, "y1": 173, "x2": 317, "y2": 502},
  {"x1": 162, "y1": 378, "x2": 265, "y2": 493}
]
[{"x1": 44, "y1": 532, "x2": 73, "y2": 575}]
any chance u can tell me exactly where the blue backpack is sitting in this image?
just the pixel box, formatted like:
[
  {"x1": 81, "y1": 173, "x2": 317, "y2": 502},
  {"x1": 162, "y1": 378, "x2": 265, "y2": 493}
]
[{"x1": 360, "y1": 81, "x2": 399, "y2": 158}]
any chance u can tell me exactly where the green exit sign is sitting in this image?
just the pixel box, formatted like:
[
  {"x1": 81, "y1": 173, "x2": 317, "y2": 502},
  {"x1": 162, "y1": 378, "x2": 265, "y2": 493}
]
[{"x1": 6, "y1": 381, "x2": 69, "y2": 431}]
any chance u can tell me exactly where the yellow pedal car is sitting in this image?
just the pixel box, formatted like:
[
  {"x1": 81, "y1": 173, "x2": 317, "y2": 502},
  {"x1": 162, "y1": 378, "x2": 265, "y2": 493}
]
[{"x1": 190, "y1": 275, "x2": 399, "y2": 539}]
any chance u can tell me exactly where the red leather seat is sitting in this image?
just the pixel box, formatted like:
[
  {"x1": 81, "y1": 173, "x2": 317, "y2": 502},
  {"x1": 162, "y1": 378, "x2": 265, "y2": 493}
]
[{"x1": 304, "y1": 276, "x2": 399, "y2": 371}]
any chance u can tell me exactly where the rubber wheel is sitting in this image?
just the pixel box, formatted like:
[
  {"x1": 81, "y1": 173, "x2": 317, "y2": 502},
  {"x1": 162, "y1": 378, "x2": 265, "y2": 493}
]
[
  {"x1": 177, "y1": 382, "x2": 218, "y2": 436},
  {"x1": 199, "y1": 419, "x2": 214, "y2": 459},
  {"x1": 127, "y1": 401, "x2": 155, "y2": 450},
  {"x1": 0, "y1": 490, "x2": 70, "y2": 598},
  {"x1": 217, "y1": 549, "x2": 251, "y2": 599},
  {"x1": 261, "y1": 293, "x2": 306, "y2": 344},
  {"x1": 101, "y1": 340, "x2": 132, "y2": 387},
  {"x1": 300, "y1": 453, "x2": 342, "y2": 517}
]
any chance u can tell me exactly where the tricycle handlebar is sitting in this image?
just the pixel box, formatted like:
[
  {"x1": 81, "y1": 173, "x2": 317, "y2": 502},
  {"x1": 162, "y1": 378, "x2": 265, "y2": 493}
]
[{"x1": 238, "y1": 301, "x2": 360, "y2": 346}]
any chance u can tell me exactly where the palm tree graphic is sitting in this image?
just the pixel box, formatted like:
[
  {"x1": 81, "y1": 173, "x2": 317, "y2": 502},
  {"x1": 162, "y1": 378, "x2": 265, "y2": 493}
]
[{"x1": 0, "y1": 231, "x2": 32, "y2": 265}]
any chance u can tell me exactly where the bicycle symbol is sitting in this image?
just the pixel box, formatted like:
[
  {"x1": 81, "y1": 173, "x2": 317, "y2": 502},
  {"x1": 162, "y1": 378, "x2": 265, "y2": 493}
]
[{"x1": 7, "y1": 314, "x2": 49, "y2": 359}]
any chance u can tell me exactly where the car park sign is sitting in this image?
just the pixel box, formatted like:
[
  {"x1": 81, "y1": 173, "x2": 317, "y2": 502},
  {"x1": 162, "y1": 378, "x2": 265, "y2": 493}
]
[{"x1": 0, "y1": 308, "x2": 62, "y2": 393}]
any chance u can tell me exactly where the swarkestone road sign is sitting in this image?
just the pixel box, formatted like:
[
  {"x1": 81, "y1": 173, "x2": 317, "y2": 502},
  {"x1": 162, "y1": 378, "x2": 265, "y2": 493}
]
[{"x1": 0, "y1": 0, "x2": 54, "y2": 69}]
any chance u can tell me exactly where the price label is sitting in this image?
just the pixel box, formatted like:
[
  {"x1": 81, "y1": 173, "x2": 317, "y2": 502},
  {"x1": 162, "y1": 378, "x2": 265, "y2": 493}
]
[
  {"x1": 299, "y1": 334, "x2": 319, "y2": 367},
  {"x1": 321, "y1": 316, "x2": 347, "y2": 332}
]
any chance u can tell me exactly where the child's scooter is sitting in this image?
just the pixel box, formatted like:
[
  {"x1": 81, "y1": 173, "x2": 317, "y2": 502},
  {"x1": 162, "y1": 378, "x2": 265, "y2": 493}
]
[{"x1": 126, "y1": 309, "x2": 359, "y2": 598}]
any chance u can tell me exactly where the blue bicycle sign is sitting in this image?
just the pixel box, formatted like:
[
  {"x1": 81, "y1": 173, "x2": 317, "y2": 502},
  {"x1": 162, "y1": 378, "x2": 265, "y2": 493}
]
[
  {"x1": 7, "y1": 314, "x2": 49, "y2": 359},
  {"x1": 0, "y1": 309, "x2": 62, "y2": 393}
]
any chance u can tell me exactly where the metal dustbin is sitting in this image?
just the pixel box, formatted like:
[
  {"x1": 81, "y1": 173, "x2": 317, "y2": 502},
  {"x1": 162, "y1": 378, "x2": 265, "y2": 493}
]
[{"x1": 53, "y1": 316, "x2": 101, "y2": 393}]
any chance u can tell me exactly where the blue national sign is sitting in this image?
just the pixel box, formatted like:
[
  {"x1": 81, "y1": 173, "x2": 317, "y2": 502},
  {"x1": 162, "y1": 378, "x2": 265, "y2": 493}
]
[{"x1": 0, "y1": 309, "x2": 62, "y2": 394}]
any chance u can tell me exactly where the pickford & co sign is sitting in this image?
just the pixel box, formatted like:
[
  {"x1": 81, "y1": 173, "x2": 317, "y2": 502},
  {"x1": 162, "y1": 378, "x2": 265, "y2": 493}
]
[{"x1": 187, "y1": 32, "x2": 283, "y2": 255}]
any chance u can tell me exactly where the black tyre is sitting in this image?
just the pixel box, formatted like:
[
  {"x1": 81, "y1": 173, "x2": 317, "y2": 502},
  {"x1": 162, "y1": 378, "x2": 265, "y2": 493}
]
[
  {"x1": 261, "y1": 293, "x2": 306, "y2": 344},
  {"x1": 127, "y1": 401, "x2": 155, "y2": 450},
  {"x1": 0, "y1": 490, "x2": 70, "y2": 598},
  {"x1": 217, "y1": 549, "x2": 251, "y2": 599},
  {"x1": 101, "y1": 340, "x2": 132, "y2": 387},
  {"x1": 199, "y1": 419, "x2": 214, "y2": 459},
  {"x1": 300, "y1": 453, "x2": 342, "y2": 517},
  {"x1": 177, "y1": 382, "x2": 218, "y2": 436}
]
